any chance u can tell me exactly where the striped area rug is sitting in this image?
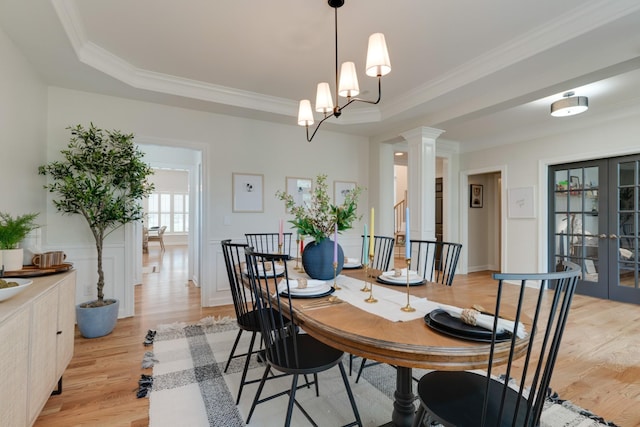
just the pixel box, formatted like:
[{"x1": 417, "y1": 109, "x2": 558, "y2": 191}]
[{"x1": 144, "y1": 318, "x2": 618, "y2": 427}]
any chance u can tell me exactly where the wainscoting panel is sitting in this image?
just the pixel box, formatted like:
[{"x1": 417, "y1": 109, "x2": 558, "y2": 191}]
[{"x1": 51, "y1": 245, "x2": 132, "y2": 318}]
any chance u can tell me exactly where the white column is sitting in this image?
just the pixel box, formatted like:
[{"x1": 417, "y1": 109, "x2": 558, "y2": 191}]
[
  {"x1": 369, "y1": 141, "x2": 395, "y2": 238},
  {"x1": 401, "y1": 127, "x2": 445, "y2": 241}
]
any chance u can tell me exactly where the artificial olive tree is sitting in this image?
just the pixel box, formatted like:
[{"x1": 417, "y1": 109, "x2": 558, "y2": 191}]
[{"x1": 39, "y1": 123, "x2": 154, "y2": 307}]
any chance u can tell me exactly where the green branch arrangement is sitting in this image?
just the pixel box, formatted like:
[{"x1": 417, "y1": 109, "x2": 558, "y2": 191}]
[{"x1": 276, "y1": 174, "x2": 363, "y2": 242}]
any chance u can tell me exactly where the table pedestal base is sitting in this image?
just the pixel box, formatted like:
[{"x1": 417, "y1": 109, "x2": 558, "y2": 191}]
[{"x1": 380, "y1": 366, "x2": 416, "y2": 427}]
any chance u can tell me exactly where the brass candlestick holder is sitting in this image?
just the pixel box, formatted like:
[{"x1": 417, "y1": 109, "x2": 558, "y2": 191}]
[
  {"x1": 332, "y1": 261, "x2": 341, "y2": 290},
  {"x1": 277, "y1": 243, "x2": 284, "y2": 265},
  {"x1": 401, "y1": 258, "x2": 415, "y2": 312},
  {"x1": 361, "y1": 262, "x2": 371, "y2": 292},
  {"x1": 364, "y1": 254, "x2": 378, "y2": 303}
]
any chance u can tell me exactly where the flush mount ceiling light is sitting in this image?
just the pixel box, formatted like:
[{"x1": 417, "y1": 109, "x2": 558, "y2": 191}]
[
  {"x1": 550, "y1": 92, "x2": 589, "y2": 117},
  {"x1": 297, "y1": 0, "x2": 391, "y2": 142}
]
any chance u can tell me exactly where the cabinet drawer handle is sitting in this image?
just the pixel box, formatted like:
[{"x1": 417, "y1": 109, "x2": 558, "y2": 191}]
[{"x1": 57, "y1": 331, "x2": 62, "y2": 335}]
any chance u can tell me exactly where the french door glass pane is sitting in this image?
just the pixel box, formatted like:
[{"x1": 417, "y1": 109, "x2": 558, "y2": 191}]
[
  {"x1": 617, "y1": 161, "x2": 639, "y2": 289},
  {"x1": 553, "y1": 166, "x2": 599, "y2": 282}
]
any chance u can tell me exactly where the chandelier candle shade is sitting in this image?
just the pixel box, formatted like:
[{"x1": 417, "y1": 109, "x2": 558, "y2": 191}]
[{"x1": 297, "y1": 0, "x2": 391, "y2": 142}]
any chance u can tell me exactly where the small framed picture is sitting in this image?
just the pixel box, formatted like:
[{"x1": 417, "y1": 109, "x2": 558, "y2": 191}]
[
  {"x1": 470, "y1": 184, "x2": 483, "y2": 208},
  {"x1": 334, "y1": 181, "x2": 357, "y2": 206},
  {"x1": 285, "y1": 176, "x2": 312, "y2": 208},
  {"x1": 232, "y1": 173, "x2": 264, "y2": 212}
]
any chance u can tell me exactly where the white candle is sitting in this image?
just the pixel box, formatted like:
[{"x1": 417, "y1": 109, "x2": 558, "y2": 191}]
[
  {"x1": 369, "y1": 208, "x2": 375, "y2": 257},
  {"x1": 362, "y1": 224, "x2": 368, "y2": 266},
  {"x1": 405, "y1": 207, "x2": 410, "y2": 259}
]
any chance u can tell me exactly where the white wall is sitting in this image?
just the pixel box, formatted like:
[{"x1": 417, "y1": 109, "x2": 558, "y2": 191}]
[
  {"x1": 0, "y1": 26, "x2": 47, "y2": 216},
  {"x1": 45, "y1": 87, "x2": 371, "y2": 313},
  {"x1": 460, "y1": 112, "x2": 640, "y2": 274}
]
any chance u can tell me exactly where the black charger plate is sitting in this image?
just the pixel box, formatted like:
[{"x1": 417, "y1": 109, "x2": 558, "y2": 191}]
[
  {"x1": 424, "y1": 308, "x2": 512, "y2": 342},
  {"x1": 280, "y1": 287, "x2": 335, "y2": 299},
  {"x1": 376, "y1": 276, "x2": 425, "y2": 286}
]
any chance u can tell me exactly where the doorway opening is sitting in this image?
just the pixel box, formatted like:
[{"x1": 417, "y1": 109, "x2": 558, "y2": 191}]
[
  {"x1": 133, "y1": 143, "x2": 203, "y2": 305},
  {"x1": 549, "y1": 154, "x2": 640, "y2": 304},
  {"x1": 466, "y1": 171, "x2": 502, "y2": 274}
]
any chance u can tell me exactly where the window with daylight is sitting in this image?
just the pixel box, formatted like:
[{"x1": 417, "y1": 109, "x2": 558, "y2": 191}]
[{"x1": 145, "y1": 169, "x2": 190, "y2": 233}]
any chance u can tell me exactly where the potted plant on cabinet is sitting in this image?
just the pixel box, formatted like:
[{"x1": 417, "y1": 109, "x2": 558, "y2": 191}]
[
  {"x1": 39, "y1": 123, "x2": 154, "y2": 338},
  {"x1": 276, "y1": 174, "x2": 362, "y2": 280},
  {"x1": 0, "y1": 212, "x2": 39, "y2": 272}
]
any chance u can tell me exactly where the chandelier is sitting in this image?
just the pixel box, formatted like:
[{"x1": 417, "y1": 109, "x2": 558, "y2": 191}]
[{"x1": 297, "y1": 0, "x2": 391, "y2": 142}]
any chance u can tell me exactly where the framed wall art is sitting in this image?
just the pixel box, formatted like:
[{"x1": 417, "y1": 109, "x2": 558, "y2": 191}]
[
  {"x1": 285, "y1": 176, "x2": 312, "y2": 208},
  {"x1": 508, "y1": 186, "x2": 535, "y2": 218},
  {"x1": 470, "y1": 184, "x2": 483, "y2": 208},
  {"x1": 334, "y1": 180, "x2": 357, "y2": 206},
  {"x1": 232, "y1": 173, "x2": 264, "y2": 212}
]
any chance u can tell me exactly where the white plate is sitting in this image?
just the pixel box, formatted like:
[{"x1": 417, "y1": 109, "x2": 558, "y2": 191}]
[
  {"x1": 242, "y1": 264, "x2": 285, "y2": 277},
  {"x1": 379, "y1": 270, "x2": 423, "y2": 284},
  {"x1": 343, "y1": 257, "x2": 362, "y2": 269},
  {"x1": 288, "y1": 284, "x2": 333, "y2": 296},
  {"x1": 279, "y1": 279, "x2": 328, "y2": 295},
  {"x1": 343, "y1": 262, "x2": 362, "y2": 269},
  {"x1": 0, "y1": 278, "x2": 33, "y2": 302}
]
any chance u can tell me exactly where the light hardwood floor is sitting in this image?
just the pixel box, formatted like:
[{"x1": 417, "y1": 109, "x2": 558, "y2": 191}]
[{"x1": 35, "y1": 246, "x2": 639, "y2": 426}]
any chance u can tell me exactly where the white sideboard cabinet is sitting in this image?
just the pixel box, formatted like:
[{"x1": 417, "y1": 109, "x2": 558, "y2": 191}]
[{"x1": 0, "y1": 270, "x2": 77, "y2": 426}]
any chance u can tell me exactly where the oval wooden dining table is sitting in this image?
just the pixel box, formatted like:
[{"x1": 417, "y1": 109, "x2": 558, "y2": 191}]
[{"x1": 285, "y1": 266, "x2": 529, "y2": 427}]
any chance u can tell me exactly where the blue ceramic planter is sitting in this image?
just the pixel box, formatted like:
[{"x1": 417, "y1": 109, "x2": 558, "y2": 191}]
[
  {"x1": 76, "y1": 299, "x2": 120, "y2": 338},
  {"x1": 302, "y1": 239, "x2": 344, "y2": 280}
]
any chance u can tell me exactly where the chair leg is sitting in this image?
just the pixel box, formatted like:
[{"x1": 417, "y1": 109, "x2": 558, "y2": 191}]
[
  {"x1": 412, "y1": 404, "x2": 426, "y2": 427},
  {"x1": 285, "y1": 374, "x2": 299, "y2": 427},
  {"x1": 246, "y1": 365, "x2": 271, "y2": 424},
  {"x1": 313, "y1": 373, "x2": 319, "y2": 397},
  {"x1": 236, "y1": 331, "x2": 257, "y2": 404},
  {"x1": 338, "y1": 361, "x2": 363, "y2": 427},
  {"x1": 355, "y1": 357, "x2": 368, "y2": 383},
  {"x1": 224, "y1": 329, "x2": 243, "y2": 373}
]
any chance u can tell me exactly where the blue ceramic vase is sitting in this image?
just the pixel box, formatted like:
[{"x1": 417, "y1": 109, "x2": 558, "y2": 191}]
[{"x1": 302, "y1": 238, "x2": 344, "y2": 280}]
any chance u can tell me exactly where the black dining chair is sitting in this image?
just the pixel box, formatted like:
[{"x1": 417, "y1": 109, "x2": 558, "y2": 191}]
[
  {"x1": 220, "y1": 240, "x2": 289, "y2": 404},
  {"x1": 411, "y1": 261, "x2": 581, "y2": 427},
  {"x1": 244, "y1": 248, "x2": 362, "y2": 427},
  {"x1": 245, "y1": 232, "x2": 293, "y2": 258},
  {"x1": 409, "y1": 239, "x2": 462, "y2": 286},
  {"x1": 359, "y1": 234, "x2": 395, "y2": 272}
]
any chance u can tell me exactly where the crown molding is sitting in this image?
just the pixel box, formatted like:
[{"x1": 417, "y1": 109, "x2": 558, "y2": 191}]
[
  {"x1": 51, "y1": 0, "x2": 383, "y2": 125},
  {"x1": 381, "y1": 0, "x2": 640, "y2": 119},
  {"x1": 52, "y1": 0, "x2": 640, "y2": 126}
]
